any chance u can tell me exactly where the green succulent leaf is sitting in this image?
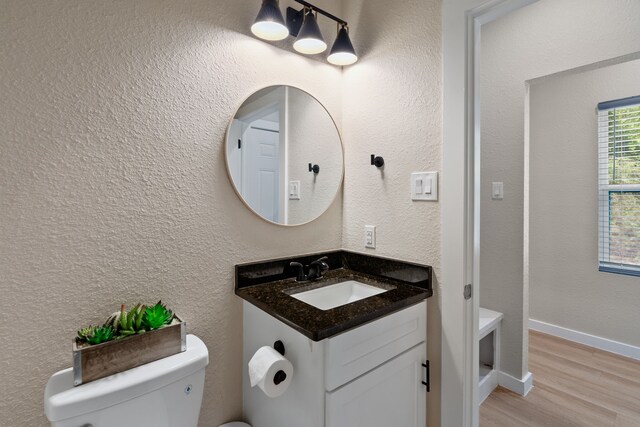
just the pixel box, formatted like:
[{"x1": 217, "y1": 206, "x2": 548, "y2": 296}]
[
  {"x1": 119, "y1": 304, "x2": 128, "y2": 331},
  {"x1": 116, "y1": 303, "x2": 148, "y2": 338},
  {"x1": 143, "y1": 301, "x2": 173, "y2": 330},
  {"x1": 134, "y1": 304, "x2": 145, "y2": 330}
]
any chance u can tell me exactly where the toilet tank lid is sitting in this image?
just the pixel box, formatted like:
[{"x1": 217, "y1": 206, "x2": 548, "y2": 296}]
[{"x1": 45, "y1": 334, "x2": 209, "y2": 422}]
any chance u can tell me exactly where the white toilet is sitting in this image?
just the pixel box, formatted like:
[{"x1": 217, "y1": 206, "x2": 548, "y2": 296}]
[{"x1": 44, "y1": 334, "x2": 250, "y2": 427}]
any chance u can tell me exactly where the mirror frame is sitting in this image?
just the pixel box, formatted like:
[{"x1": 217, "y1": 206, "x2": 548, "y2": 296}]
[{"x1": 224, "y1": 85, "x2": 345, "y2": 227}]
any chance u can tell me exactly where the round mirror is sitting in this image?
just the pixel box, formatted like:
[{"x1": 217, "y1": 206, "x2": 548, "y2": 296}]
[{"x1": 225, "y1": 86, "x2": 344, "y2": 225}]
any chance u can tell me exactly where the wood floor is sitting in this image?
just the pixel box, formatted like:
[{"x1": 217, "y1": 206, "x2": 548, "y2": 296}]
[{"x1": 480, "y1": 330, "x2": 640, "y2": 427}]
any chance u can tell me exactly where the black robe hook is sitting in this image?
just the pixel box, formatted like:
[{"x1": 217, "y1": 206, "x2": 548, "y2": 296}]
[{"x1": 371, "y1": 154, "x2": 384, "y2": 168}]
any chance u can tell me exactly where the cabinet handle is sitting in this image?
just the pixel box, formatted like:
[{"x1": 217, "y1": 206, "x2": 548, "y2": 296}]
[{"x1": 422, "y1": 361, "x2": 430, "y2": 392}]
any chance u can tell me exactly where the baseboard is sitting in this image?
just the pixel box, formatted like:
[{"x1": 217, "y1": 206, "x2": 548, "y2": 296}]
[
  {"x1": 529, "y1": 319, "x2": 640, "y2": 361},
  {"x1": 479, "y1": 369, "x2": 499, "y2": 404},
  {"x1": 498, "y1": 371, "x2": 533, "y2": 396}
]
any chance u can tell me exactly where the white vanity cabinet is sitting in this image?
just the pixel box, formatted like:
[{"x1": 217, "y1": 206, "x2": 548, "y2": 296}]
[{"x1": 243, "y1": 300, "x2": 427, "y2": 427}]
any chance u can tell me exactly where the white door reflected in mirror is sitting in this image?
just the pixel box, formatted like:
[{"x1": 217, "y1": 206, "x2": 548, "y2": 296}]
[{"x1": 225, "y1": 86, "x2": 344, "y2": 225}]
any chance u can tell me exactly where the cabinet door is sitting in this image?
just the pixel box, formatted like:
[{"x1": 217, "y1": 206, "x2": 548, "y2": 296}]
[
  {"x1": 326, "y1": 343, "x2": 427, "y2": 427},
  {"x1": 325, "y1": 301, "x2": 426, "y2": 391}
]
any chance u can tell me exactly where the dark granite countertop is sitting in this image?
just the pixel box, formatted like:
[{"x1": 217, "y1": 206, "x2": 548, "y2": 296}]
[{"x1": 235, "y1": 251, "x2": 433, "y2": 341}]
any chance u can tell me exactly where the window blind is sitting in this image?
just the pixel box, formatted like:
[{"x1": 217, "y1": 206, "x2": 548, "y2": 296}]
[{"x1": 597, "y1": 96, "x2": 640, "y2": 276}]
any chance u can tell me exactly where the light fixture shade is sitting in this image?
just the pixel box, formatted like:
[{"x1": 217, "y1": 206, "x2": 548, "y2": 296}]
[
  {"x1": 328, "y1": 26, "x2": 357, "y2": 66},
  {"x1": 293, "y1": 10, "x2": 327, "y2": 54},
  {"x1": 251, "y1": 0, "x2": 289, "y2": 41}
]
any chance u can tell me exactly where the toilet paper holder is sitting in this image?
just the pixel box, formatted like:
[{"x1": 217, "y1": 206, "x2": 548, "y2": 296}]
[
  {"x1": 273, "y1": 370, "x2": 287, "y2": 385},
  {"x1": 273, "y1": 340, "x2": 287, "y2": 385},
  {"x1": 273, "y1": 340, "x2": 285, "y2": 356}
]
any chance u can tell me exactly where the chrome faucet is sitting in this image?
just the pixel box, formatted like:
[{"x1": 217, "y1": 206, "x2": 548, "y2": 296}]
[{"x1": 289, "y1": 256, "x2": 330, "y2": 281}]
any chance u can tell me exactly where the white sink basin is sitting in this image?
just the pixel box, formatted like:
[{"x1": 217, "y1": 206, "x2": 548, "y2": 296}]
[{"x1": 290, "y1": 280, "x2": 390, "y2": 310}]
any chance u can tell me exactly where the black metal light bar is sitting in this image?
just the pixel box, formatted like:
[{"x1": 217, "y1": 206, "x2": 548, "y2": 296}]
[
  {"x1": 287, "y1": 0, "x2": 348, "y2": 38},
  {"x1": 293, "y1": 0, "x2": 347, "y2": 26}
]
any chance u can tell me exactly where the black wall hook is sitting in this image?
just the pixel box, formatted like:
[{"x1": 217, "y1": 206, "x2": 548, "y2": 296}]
[
  {"x1": 371, "y1": 154, "x2": 384, "y2": 168},
  {"x1": 309, "y1": 163, "x2": 320, "y2": 174}
]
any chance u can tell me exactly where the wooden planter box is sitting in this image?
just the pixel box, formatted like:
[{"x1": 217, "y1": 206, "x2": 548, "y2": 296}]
[{"x1": 72, "y1": 316, "x2": 186, "y2": 386}]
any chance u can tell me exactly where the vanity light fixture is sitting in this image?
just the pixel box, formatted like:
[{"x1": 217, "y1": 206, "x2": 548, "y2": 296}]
[
  {"x1": 251, "y1": 0, "x2": 289, "y2": 41},
  {"x1": 328, "y1": 24, "x2": 358, "y2": 66},
  {"x1": 250, "y1": 0, "x2": 357, "y2": 66},
  {"x1": 293, "y1": 8, "x2": 327, "y2": 54}
]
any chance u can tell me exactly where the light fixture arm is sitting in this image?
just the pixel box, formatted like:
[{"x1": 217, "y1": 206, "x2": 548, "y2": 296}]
[
  {"x1": 286, "y1": 0, "x2": 348, "y2": 38},
  {"x1": 292, "y1": 0, "x2": 347, "y2": 26}
]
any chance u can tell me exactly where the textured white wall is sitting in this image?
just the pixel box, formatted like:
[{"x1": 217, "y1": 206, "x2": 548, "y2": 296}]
[
  {"x1": 341, "y1": 0, "x2": 442, "y2": 424},
  {"x1": 529, "y1": 58, "x2": 640, "y2": 346},
  {"x1": 480, "y1": 0, "x2": 640, "y2": 378},
  {"x1": 0, "y1": 0, "x2": 344, "y2": 425}
]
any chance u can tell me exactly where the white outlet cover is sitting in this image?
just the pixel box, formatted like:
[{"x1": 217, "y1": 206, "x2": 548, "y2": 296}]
[{"x1": 364, "y1": 225, "x2": 376, "y2": 249}]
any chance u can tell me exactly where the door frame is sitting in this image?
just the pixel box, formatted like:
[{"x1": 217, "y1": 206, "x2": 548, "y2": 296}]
[{"x1": 441, "y1": 1, "x2": 538, "y2": 426}]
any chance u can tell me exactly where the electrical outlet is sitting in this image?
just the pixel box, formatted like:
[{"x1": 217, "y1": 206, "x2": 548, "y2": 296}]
[{"x1": 364, "y1": 225, "x2": 376, "y2": 249}]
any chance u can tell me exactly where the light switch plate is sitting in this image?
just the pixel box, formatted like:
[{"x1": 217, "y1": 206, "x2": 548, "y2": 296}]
[
  {"x1": 491, "y1": 182, "x2": 503, "y2": 200},
  {"x1": 289, "y1": 180, "x2": 300, "y2": 200},
  {"x1": 411, "y1": 172, "x2": 438, "y2": 201},
  {"x1": 364, "y1": 225, "x2": 376, "y2": 249}
]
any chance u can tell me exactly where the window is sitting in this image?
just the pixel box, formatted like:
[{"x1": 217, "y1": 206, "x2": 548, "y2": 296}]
[{"x1": 598, "y1": 96, "x2": 640, "y2": 276}]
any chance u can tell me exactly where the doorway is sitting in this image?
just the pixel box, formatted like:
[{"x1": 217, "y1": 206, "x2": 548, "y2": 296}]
[{"x1": 443, "y1": 1, "x2": 640, "y2": 426}]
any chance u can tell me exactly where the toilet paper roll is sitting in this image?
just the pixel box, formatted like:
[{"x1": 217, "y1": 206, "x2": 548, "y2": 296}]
[{"x1": 248, "y1": 346, "x2": 293, "y2": 398}]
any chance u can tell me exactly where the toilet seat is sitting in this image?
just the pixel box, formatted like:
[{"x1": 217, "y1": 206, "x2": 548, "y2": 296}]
[{"x1": 218, "y1": 423, "x2": 251, "y2": 427}]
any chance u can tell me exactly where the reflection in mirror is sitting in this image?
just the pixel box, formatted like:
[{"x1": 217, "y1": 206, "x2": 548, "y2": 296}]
[{"x1": 226, "y1": 86, "x2": 343, "y2": 225}]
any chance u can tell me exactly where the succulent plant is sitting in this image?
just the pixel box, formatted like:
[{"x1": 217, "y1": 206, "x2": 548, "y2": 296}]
[
  {"x1": 116, "y1": 303, "x2": 147, "y2": 337},
  {"x1": 88, "y1": 325, "x2": 115, "y2": 344},
  {"x1": 77, "y1": 325, "x2": 115, "y2": 345},
  {"x1": 78, "y1": 301, "x2": 176, "y2": 346},
  {"x1": 77, "y1": 326, "x2": 96, "y2": 342},
  {"x1": 105, "y1": 310, "x2": 121, "y2": 329},
  {"x1": 143, "y1": 301, "x2": 174, "y2": 330}
]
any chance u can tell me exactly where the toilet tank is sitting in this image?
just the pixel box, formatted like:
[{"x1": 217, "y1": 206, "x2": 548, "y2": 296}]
[{"x1": 45, "y1": 334, "x2": 209, "y2": 427}]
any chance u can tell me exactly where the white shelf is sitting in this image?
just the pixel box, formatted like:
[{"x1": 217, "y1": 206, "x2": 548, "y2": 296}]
[
  {"x1": 479, "y1": 308, "x2": 503, "y2": 339},
  {"x1": 478, "y1": 308, "x2": 503, "y2": 405}
]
